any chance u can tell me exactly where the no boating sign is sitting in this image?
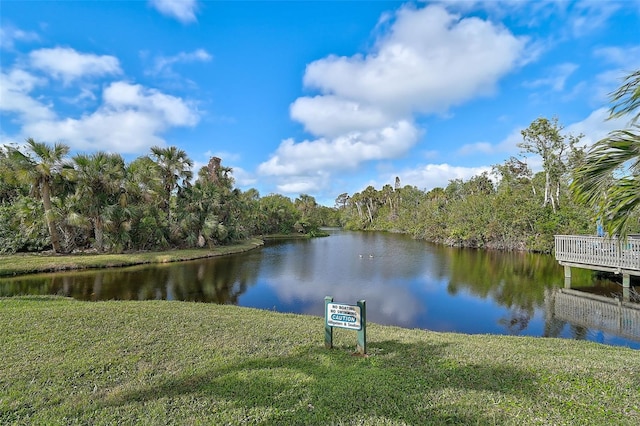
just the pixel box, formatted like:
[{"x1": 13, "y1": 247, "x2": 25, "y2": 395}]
[{"x1": 324, "y1": 296, "x2": 367, "y2": 355}]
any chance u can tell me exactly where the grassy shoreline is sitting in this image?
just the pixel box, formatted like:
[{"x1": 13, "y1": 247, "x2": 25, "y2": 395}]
[
  {"x1": 1, "y1": 297, "x2": 638, "y2": 425},
  {"x1": 0, "y1": 238, "x2": 264, "y2": 277}
]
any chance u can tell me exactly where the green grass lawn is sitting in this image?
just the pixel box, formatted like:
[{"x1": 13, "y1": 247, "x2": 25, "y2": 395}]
[
  {"x1": 1, "y1": 297, "x2": 638, "y2": 425},
  {"x1": 0, "y1": 239, "x2": 264, "y2": 277}
]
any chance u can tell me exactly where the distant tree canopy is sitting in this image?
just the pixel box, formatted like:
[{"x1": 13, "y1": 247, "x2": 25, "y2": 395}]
[
  {"x1": 0, "y1": 144, "x2": 337, "y2": 254},
  {"x1": 336, "y1": 113, "x2": 639, "y2": 253}
]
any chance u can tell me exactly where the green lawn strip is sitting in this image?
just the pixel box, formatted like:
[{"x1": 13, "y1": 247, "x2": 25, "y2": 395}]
[
  {"x1": 0, "y1": 239, "x2": 264, "y2": 277},
  {"x1": 1, "y1": 297, "x2": 638, "y2": 425}
]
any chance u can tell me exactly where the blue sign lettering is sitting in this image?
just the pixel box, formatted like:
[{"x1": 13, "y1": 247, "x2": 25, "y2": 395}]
[{"x1": 331, "y1": 314, "x2": 356, "y2": 323}]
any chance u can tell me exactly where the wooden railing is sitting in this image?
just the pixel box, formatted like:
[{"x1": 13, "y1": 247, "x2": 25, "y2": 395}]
[{"x1": 554, "y1": 235, "x2": 640, "y2": 273}]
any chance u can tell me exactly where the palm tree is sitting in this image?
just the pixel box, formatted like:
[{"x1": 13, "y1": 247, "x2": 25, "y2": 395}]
[
  {"x1": 125, "y1": 156, "x2": 167, "y2": 250},
  {"x1": 73, "y1": 152, "x2": 126, "y2": 252},
  {"x1": 174, "y1": 177, "x2": 222, "y2": 247},
  {"x1": 149, "y1": 146, "x2": 193, "y2": 224},
  {"x1": 571, "y1": 69, "x2": 640, "y2": 238},
  {"x1": 8, "y1": 138, "x2": 71, "y2": 253},
  {"x1": 294, "y1": 194, "x2": 319, "y2": 232}
]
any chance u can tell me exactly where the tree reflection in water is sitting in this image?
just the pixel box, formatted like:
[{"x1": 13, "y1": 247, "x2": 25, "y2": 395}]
[{"x1": 0, "y1": 254, "x2": 258, "y2": 304}]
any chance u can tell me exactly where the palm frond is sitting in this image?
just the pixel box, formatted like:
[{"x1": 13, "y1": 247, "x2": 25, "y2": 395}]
[
  {"x1": 601, "y1": 177, "x2": 640, "y2": 237},
  {"x1": 572, "y1": 126, "x2": 640, "y2": 205},
  {"x1": 609, "y1": 70, "x2": 640, "y2": 124}
]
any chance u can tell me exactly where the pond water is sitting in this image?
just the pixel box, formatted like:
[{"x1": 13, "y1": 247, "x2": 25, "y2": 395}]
[{"x1": 2, "y1": 229, "x2": 638, "y2": 349}]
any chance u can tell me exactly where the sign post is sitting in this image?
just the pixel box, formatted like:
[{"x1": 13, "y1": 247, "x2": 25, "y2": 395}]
[
  {"x1": 324, "y1": 296, "x2": 334, "y2": 349},
  {"x1": 324, "y1": 296, "x2": 367, "y2": 355},
  {"x1": 357, "y1": 299, "x2": 366, "y2": 355}
]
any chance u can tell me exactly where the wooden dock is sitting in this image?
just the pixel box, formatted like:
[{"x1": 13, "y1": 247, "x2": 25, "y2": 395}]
[{"x1": 554, "y1": 235, "x2": 640, "y2": 299}]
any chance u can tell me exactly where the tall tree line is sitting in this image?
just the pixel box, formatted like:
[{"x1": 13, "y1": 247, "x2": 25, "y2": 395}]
[
  {"x1": 337, "y1": 114, "x2": 640, "y2": 253},
  {"x1": 0, "y1": 144, "x2": 335, "y2": 254}
]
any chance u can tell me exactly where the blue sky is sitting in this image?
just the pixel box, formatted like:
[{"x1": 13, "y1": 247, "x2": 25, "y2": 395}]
[{"x1": 1, "y1": 1, "x2": 639, "y2": 205}]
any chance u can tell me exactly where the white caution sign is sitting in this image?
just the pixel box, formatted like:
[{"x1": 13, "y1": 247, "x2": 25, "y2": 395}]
[{"x1": 326, "y1": 303, "x2": 362, "y2": 330}]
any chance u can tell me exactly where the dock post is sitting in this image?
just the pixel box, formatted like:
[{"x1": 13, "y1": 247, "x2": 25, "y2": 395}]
[
  {"x1": 623, "y1": 274, "x2": 630, "y2": 289},
  {"x1": 623, "y1": 274, "x2": 630, "y2": 302},
  {"x1": 564, "y1": 266, "x2": 572, "y2": 289}
]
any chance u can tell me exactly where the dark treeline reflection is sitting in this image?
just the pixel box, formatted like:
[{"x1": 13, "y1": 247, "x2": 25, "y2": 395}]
[
  {"x1": 445, "y1": 249, "x2": 566, "y2": 334},
  {"x1": 0, "y1": 254, "x2": 259, "y2": 303},
  {"x1": 444, "y1": 248, "x2": 631, "y2": 337}
]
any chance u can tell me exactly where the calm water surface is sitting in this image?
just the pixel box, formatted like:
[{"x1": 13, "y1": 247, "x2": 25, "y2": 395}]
[{"x1": 2, "y1": 229, "x2": 638, "y2": 349}]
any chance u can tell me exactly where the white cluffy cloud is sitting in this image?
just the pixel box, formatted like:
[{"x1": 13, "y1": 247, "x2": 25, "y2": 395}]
[
  {"x1": 29, "y1": 47, "x2": 122, "y2": 83},
  {"x1": 259, "y1": 3, "x2": 526, "y2": 195},
  {"x1": 0, "y1": 69, "x2": 54, "y2": 122},
  {"x1": 149, "y1": 0, "x2": 199, "y2": 24},
  {"x1": 290, "y1": 95, "x2": 395, "y2": 138},
  {"x1": 303, "y1": 4, "x2": 525, "y2": 116},
  {"x1": 260, "y1": 121, "x2": 419, "y2": 176},
  {"x1": 2, "y1": 39, "x2": 201, "y2": 154},
  {"x1": 23, "y1": 82, "x2": 199, "y2": 153}
]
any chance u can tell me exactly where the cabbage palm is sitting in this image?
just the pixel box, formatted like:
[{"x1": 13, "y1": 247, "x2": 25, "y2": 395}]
[
  {"x1": 174, "y1": 178, "x2": 222, "y2": 247},
  {"x1": 8, "y1": 138, "x2": 70, "y2": 253},
  {"x1": 125, "y1": 156, "x2": 167, "y2": 250},
  {"x1": 150, "y1": 146, "x2": 193, "y2": 224},
  {"x1": 73, "y1": 152, "x2": 126, "y2": 252},
  {"x1": 571, "y1": 70, "x2": 640, "y2": 238}
]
